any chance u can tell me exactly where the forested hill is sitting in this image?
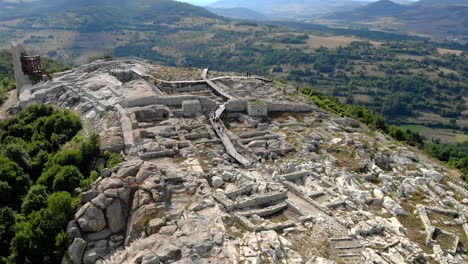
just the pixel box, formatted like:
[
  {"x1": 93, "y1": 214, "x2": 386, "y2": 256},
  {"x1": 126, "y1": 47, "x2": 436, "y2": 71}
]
[{"x1": 0, "y1": 0, "x2": 223, "y2": 32}]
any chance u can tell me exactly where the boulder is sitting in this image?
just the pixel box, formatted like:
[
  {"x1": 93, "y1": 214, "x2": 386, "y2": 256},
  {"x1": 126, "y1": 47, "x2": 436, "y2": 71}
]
[
  {"x1": 136, "y1": 162, "x2": 159, "y2": 184},
  {"x1": 81, "y1": 190, "x2": 99, "y2": 204},
  {"x1": 106, "y1": 199, "x2": 127, "y2": 233},
  {"x1": 383, "y1": 197, "x2": 407, "y2": 216},
  {"x1": 117, "y1": 158, "x2": 143, "y2": 178},
  {"x1": 103, "y1": 187, "x2": 130, "y2": 202},
  {"x1": 83, "y1": 240, "x2": 107, "y2": 264},
  {"x1": 146, "y1": 218, "x2": 165, "y2": 236},
  {"x1": 97, "y1": 178, "x2": 123, "y2": 192},
  {"x1": 64, "y1": 238, "x2": 87, "y2": 264},
  {"x1": 142, "y1": 253, "x2": 160, "y2": 264},
  {"x1": 159, "y1": 225, "x2": 177, "y2": 236},
  {"x1": 91, "y1": 193, "x2": 110, "y2": 209},
  {"x1": 212, "y1": 176, "x2": 224, "y2": 188},
  {"x1": 100, "y1": 168, "x2": 112, "y2": 177},
  {"x1": 222, "y1": 171, "x2": 234, "y2": 182},
  {"x1": 155, "y1": 243, "x2": 181, "y2": 262},
  {"x1": 77, "y1": 204, "x2": 107, "y2": 232},
  {"x1": 100, "y1": 136, "x2": 124, "y2": 153},
  {"x1": 66, "y1": 221, "x2": 81, "y2": 239},
  {"x1": 125, "y1": 204, "x2": 166, "y2": 246},
  {"x1": 85, "y1": 228, "x2": 112, "y2": 241},
  {"x1": 422, "y1": 169, "x2": 443, "y2": 182}
]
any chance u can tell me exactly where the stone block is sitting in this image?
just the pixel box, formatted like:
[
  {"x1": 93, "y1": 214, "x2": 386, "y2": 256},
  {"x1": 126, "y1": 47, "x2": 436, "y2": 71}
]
[{"x1": 182, "y1": 100, "x2": 202, "y2": 117}]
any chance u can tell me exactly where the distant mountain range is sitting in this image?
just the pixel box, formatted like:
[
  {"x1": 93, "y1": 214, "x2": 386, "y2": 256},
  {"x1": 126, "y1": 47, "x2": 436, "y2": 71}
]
[
  {"x1": 323, "y1": 0, "x2": 468, "y2": 41},
  {"x1": 207, "y1": 0, "x2": 369, "y2": 19},
  {"x1": 205, "y1": 6, "x2": 266, "y2": 20}
]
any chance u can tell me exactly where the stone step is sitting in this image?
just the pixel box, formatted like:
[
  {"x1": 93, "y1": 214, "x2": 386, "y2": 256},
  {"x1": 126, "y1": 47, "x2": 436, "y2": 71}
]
[
  {"x1": 334, "y1": 244, "x2": 362, "y2": 250},
  {"x1": 329, "y1": 236, "x2": 354, "y2": 242},
  {"x1": 338, "y1": 253, "x2": 362, "y2": 258},
  {"x1": 237, "y1": 202, "x2": 288, "y2": 217}
]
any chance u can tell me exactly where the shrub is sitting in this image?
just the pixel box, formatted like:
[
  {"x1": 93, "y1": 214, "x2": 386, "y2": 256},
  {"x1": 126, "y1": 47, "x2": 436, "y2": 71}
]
[
  {"x1": 52, "y1": 166, "x2": 83, "y2": 193},
  {"x1": 0, "y1": 156, "x2": 29, "y2": 208},
  {"x1": 21, "y1": 185, "x2": 49, "y2": 216}
]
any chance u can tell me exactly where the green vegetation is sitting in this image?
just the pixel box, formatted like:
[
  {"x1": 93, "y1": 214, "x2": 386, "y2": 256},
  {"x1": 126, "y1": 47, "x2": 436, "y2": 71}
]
[
  {"x1": 0, "y1": 104, "x2": 118, "y2": 263},
  {"x1": 300, "y1": 87, "x2": 424, "y2": 147},
  {"x1": 425, "y1": 141, "x2": 468, "y2": 181},
  {"x1": 0, "y1": 51, "x2": 15, "y2": 104}
]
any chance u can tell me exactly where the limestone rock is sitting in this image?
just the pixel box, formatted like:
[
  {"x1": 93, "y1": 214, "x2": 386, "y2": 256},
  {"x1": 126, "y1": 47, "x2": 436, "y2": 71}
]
[
  {"x1": 422, "y1": 168, "x2": 443, "y2": 182},
  {"x1": 85, "y1": 228, "x2": 112, "y2": 241},
  {"x1": 136, "y1": 162, "x2": 159, "y2": 183},
  {"x1": 146, "y1": 218, "x2": 165, "y2": 236},
  {"x1": 306, "y1": 256, "x2": 336, "y2": 264},
  {"x1": 77, "y1": 204, "x2": 107, "y2": 232},
  {"x1": 81, "y1": 190, "x2": 99, "y2": 204},
  {"x1": 64, "y1": 238, "x2": 87, "y2": 264},
  {"x1": 100, "y1": 136, "x2": 124, "y2": 153},
  {"x1": 106, "y1": 199, "x2": 127, "y2": 233},
  {"x1": 155, "y1": 243, "x2": 181, "y2": 262},
  {"x1": 100, "y1": 168, "x2": 112, "y2": 177},
  {"x1": 142, "y1": 253, "x2": 160, "y2": 264},
  {"x1": 117, "y1": 158, "x2": 143, "y2": 178},
  {"x1": 97, "y1": 178, "x2": 123, "y2": 193},
  {"x1": 383, "y1": 197, "x2": 407, "y2": 216},
  {"x1": 212, "y1": 176, "x2": 224, "y2": 188},
  {"x1": 125, "y1": 204, "x2": 165, "y2": 245},
  {"x1": 159, "y1": 225, "x2": 177, "y2": 236}
]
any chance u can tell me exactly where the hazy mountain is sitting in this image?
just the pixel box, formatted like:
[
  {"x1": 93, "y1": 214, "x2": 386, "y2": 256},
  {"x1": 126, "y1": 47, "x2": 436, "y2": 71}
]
[
  {"x1": 323, "y1": 0, "x2": 468, "y2": 40},
  {"x1": 205, "y1": 7, "x2": 266, "y2": 20},
  {"x1": 326, "y1": 0, "x2": 409, "y2": 19},
  {"x1": 208, "y1": 0, "x2": 368, "y2": 19},
  {"x1": 412, "y1": 0, "x2": 468, "y2": 6}
]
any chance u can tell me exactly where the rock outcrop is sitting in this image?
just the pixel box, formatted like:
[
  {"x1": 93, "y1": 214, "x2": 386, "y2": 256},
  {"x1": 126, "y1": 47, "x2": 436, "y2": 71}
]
[{"x1": 14, "y1": 56, "x2": 466, "y2": 264}]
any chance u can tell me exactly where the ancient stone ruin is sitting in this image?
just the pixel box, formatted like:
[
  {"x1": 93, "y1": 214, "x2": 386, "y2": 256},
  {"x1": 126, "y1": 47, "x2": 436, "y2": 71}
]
[{"x1": 10, "y1": 44, "x2": 468, "y2": 263}]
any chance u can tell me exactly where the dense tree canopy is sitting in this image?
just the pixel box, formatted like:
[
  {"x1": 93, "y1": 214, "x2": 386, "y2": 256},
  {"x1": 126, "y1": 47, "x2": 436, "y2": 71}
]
[{"x1": 0, "y1": 104, "x2": 118, "y2": 263}]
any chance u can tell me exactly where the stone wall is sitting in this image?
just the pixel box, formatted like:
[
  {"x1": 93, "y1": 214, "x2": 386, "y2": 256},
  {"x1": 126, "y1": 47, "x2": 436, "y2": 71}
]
[
  {"x1": 224, "y1": 184, "x2": 253, "y2": 199},
  {"x1": 280, "y1": 171, "x2": 311, "y2": 182},
  {"x1": 416, "y1": 205, "x2": 436, "y2": 246},
  {"x1": 182, "y1": 100, "x2": 202, "y2": 117},
  {"x1": 247, "y1": 101, "x2": 268, "y2": 117},
  {"x1": 280, "y1": 180, "x2": 330, "y2": 214},
  {"x1": 124, "y1": 95, "x2": 217, "y2": 112},
  {"x1": 237, "y1": 202, "x2": 288, "y2": 217},
  {"x1": 266, "y1": 102, "x2": 315, "y2": 113},
  {"x1": 225, "y1": 100, "x2": 247, "y2": 112},
  {"x1": 130, "y1": 107, "x2": 170, "y2": 123},
  {"x1": 231, "y1": 192, "x2": 287, "y2": 210}
]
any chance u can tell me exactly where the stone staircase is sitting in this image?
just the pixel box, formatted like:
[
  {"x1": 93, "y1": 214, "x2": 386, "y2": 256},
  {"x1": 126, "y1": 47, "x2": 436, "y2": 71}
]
[{"x1": 329, "y1": 236, "x2": 364, "y2": 263}]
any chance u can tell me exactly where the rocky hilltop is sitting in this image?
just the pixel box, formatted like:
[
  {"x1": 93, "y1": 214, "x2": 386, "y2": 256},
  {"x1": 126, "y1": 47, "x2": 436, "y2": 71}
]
[{"x1": 12, "y1": 45, "x2": 468, "y2": 263}]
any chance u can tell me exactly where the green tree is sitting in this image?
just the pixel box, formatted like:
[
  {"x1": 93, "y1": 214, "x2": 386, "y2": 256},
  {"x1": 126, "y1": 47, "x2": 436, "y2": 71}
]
[
  {"x1": 0, "y1": 207, "x2": 15, "y2": 259},
  {"x1": 21, "y1": 185, "x2": 49, "y2": 216},
  {"x1": 0, "y1": 155, "x2": 30, "y2": 208},
  {"x1": 53, "y1": 166, "x2": 83, "y2": 193}
]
